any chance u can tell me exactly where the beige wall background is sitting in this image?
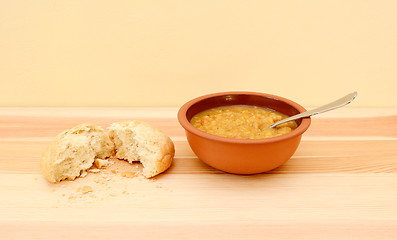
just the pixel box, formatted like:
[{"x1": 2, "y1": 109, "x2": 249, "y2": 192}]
[{"x1": 0, "y1": 0, "x2": 396, "y2": 107}]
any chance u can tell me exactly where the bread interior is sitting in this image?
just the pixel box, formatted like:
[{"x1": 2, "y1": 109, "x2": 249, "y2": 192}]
[
  {"x1": 110, "y1": 128, "x2": 158, "y2": 177},
  {"x1": 52, "y1": 135, "x2": 95, "y2": 181},
  {"x1": 52, "y1": 128, "x2": 114, "y2": 182}
]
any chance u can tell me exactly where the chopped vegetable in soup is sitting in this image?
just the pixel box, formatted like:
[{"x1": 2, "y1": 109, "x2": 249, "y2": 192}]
[{"x1": 190, "y1": 105, "x2": 297, "y2": 139}]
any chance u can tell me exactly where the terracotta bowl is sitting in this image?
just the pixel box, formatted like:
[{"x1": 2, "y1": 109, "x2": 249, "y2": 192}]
[{"x1": 177, "y1": 91, "x2": 311, "y2": 174}]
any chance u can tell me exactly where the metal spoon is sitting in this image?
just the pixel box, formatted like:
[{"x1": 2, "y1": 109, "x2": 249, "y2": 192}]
[{"x1": 269, "y1": 91, "x2": 358, "y2": 128}]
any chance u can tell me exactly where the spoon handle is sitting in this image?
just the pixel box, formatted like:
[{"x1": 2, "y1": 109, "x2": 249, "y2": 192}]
[{"x1": 269, "y1": 91, "x2": 358, "y2": 128}]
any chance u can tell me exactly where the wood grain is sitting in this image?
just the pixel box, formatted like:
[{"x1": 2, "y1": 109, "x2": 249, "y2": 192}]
[{"x1": 0, "y1": 107, "x2": 396, "y2": 239}]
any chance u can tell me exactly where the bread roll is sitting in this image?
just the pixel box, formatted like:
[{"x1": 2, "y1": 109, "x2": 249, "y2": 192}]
[
  {"x1": 40, "y1": 124, "x2": 114, "y2": 183},
  {"x1": 108, "y1": 120, "x2": 174, "y2": 178}
]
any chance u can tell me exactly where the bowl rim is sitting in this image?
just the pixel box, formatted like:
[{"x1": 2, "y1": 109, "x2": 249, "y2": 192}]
[{"x1": 177, "y1": 91, "x2": 311, "y2": 144}]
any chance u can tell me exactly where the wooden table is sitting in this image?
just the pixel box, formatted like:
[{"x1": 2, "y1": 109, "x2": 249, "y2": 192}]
[{"x1": 0, "y1": 107, "x2": 396, "y2": 239}]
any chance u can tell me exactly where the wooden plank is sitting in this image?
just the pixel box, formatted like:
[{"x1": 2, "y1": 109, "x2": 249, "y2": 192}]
[
  {"x1": 1, "y1": 220, "x2": 397, "y2": 240},
  {"x1": 0, "y1": 108, "x2": 396, "y2": 139},
  {"x1": 1, "y1": 173, "x2": 397, "y2": 220},
  {"x1": 0, "y1": 140, "x2": 396, "y2": 174}
]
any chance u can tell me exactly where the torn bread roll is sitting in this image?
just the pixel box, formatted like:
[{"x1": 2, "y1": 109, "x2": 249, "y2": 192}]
[
  {"x1": 40, "y1": 124, "x2": 114, "y2": 183},
  {"x1": 108, "y1": 120, "x2": 175, "y2": 178}
]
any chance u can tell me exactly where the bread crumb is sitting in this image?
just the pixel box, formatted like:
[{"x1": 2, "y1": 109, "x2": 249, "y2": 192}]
[
  {"x1": 80, "y1": 171, "x2": 88, "y2": 178},
  {"x1": 120, "y1": 172, "x2": 137, "y2": 178},
  {"x1": 94, "y1": 158, "x2": 111, "y2": 169},
  {"x1": 53, "y1": 154, "x2": 172, "y2": 206},
  {"x1": 77, "y1": 186, "x2": 93, "y2": 194},
  {"x1": 135, "y1": 174, "x2": 146, "y2": 181}
]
